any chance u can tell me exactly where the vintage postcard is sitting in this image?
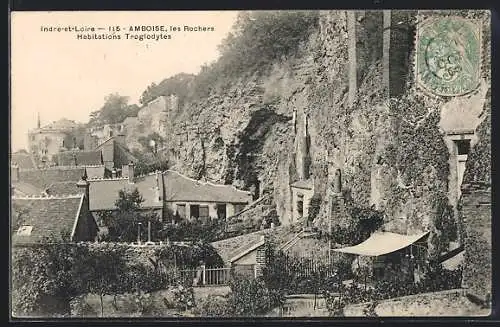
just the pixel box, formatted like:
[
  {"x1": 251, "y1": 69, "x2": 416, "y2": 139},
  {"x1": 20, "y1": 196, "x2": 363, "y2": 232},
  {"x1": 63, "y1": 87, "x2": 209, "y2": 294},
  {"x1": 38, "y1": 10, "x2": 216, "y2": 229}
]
[{"x1": 10, "y1": 10, "x2": 491, "y2": 318}]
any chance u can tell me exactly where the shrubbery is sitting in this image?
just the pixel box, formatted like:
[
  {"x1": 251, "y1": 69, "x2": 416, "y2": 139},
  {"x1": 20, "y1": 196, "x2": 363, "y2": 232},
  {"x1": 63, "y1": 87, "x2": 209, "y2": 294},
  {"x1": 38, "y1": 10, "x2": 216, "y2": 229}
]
[
  {"x1": 11, "y1": 240, "x2": 221, "y2": 317},
  {"x1": 225, "y1": 277, "x2": 285, "y2": 316}
]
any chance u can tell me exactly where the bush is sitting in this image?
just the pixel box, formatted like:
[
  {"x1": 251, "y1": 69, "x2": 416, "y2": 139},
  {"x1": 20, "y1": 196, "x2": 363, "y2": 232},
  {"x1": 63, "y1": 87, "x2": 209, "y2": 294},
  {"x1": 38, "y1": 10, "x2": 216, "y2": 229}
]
[
  {"x1": 171, "y1": 284, "x2": 195, "y2": 311},
  {"x1": 226, "y1": 277, "x2": 284, "y2": 316},
  {"x1": 193, "y1": 295, "x2": 229, "y2": 317}
]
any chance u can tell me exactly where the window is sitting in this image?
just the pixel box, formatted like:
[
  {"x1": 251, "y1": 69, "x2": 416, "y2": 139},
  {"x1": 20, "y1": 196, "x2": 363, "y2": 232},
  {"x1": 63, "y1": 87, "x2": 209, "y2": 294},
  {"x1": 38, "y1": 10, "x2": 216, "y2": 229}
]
[
  {"x1": 190, "y1": 204, "x2": 200, "y2": 219},
  {"x1": 455, "y1": 139, "x2": 471, "y2": 189},
  {"x1": 297, "y1": 194, "x2": 304, "y2": 218},
  {"x1": 199, "y1": 205, "x2": 209, "y2": 219},
  {"x1": 216, "y1": 204, "x2": 227, "y2": 220},
  {"x1": 456, "y1": 139, "x2": 471, "y2": 155},
  {"x1": 17, "y1": 225, "x2": 33, "y2": 236}
]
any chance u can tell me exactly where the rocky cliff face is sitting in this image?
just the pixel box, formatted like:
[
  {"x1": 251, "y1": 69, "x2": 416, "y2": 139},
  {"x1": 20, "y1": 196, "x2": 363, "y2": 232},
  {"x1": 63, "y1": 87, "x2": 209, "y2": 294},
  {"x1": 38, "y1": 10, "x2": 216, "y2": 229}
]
[{"x1": 130, "y1": 11, "x2": 490, "y2": 255}]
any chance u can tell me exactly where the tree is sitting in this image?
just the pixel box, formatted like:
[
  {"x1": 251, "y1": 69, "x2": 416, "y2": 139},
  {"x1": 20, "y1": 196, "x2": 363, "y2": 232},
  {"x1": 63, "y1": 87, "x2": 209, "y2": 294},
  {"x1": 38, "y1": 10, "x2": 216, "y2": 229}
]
[
  {"x1": 139, "y1": 73, "x2": 195, "y2": 106},
  {"x1": 89, "y1": 93, "x2": 140, "y2": 126},
  {"x1": 84, "y1": 246, "x2": 128, "y2": 316},
  {"x1": 101, "y1": 188, "x2": 163, "y2": 243},
  {"x1": 11, "y1": 242, "x2": 91, "y2": 317}
]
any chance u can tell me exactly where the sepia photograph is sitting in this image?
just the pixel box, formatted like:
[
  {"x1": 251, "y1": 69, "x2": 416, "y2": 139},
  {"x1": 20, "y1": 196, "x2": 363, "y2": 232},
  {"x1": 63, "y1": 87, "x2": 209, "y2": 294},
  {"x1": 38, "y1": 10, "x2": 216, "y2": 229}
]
[{"x1": 9, "y1": 9, "x2": 491, "y2": 318}]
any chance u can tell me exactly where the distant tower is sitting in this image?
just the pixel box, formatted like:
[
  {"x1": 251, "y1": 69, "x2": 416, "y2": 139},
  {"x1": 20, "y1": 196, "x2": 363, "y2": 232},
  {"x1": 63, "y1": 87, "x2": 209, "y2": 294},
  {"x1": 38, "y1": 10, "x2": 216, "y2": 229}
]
[{"x1": 37, "y1": 112, "x2": 41, "y2": 129}]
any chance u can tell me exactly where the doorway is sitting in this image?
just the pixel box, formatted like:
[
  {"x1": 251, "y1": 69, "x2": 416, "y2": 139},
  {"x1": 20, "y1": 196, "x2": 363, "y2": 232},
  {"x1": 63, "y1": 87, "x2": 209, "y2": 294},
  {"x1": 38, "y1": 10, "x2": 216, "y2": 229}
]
[{"x1": 216, "y1": 203, "x2": 227, "y2": 220}]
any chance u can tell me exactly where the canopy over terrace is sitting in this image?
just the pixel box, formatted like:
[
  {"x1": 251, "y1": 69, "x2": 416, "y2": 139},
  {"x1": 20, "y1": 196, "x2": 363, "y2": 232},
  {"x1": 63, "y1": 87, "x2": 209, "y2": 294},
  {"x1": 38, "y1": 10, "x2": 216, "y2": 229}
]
[{"x1": 333, "y1": 231, "x2": 430, "y2": 256}]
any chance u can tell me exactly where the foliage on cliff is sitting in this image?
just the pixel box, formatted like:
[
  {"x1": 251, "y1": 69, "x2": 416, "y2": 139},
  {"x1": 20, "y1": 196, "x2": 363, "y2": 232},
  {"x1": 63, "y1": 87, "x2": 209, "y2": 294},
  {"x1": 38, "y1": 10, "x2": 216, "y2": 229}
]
[
  {"x1": 88, "y1": 93, "x2": 140, "y2": 126},
  {"x1": 139, "y1": 73, "x2": 195, "y2": 107},
  {"x1": 190, "y1": 11, "x2": 319, "y2": 100}
]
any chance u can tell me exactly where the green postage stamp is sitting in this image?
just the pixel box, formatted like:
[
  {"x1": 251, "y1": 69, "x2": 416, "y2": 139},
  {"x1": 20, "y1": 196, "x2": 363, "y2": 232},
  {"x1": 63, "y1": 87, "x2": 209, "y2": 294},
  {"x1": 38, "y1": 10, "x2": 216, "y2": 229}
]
[{"x1": 416, "y1": 16, "x2": 482, "y2": 97}]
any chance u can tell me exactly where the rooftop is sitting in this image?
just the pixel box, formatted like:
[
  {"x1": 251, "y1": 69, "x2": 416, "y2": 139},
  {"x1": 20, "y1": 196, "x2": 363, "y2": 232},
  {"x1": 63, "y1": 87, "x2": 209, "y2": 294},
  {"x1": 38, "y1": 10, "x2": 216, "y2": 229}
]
[
  {"x1": 56, "y1": 151, "x2": 103, "y2": 166},
  {"x1": 163, "y1": 170, "x2": 252, "y2": 203},
  {"x1": 10, "y1": 152, "x2": 37, "y2": 170},
  {"x1": 11, "y1": 181, "x2": 46, "y2": 196},
  {"x1": 18, "y1": 167, "x2": 86, "y2": 190},
  {"x1": 11, "y1": 194, "x2": 84, "y2": 245},
  {"x1": 45, "y1": 181, "x2": 84, "y2": 196},
  {"x1": 88, "y1": 173, "x2": 163, "y2": 211}
]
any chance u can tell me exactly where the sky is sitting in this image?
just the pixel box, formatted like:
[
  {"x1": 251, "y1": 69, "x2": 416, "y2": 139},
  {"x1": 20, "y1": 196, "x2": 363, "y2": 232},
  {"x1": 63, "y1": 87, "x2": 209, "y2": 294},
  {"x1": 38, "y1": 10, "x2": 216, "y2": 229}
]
[{"x1": 10, "y1": 11, "x2": 239, "y2": 152}]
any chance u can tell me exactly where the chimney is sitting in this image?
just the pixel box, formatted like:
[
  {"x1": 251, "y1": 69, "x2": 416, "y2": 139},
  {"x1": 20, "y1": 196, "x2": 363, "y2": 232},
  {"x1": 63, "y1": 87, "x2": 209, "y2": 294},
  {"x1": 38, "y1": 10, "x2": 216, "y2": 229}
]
[
  {"x1": 11, "y1": 164, "x2": 19, "y2": 182},
  {"x1": 128, "y1": 162, "x2": 135, "y2": 183},
  {"x1": 334, "y1": 168, "x2": 342, "y2": 194},
  {"x1": 77, "y1": 169, "x2": 90, "y2": 208}
]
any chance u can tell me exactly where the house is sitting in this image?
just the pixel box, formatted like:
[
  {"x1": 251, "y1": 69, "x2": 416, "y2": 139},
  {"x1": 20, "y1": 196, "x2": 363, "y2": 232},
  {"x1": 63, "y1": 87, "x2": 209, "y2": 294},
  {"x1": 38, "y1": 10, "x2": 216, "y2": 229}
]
[
  {"x1": 85, "y1": 164, "x2": 253, "y2": 225},
  {"x1": 211, "y1": 230, "x2": 268, "y2": 278},
  {"x1": 163, "y1": 170, "x2": 253, "y2": 221},
  {"x1": 11, "y1": 185, "x2": 98, "y2": 246},
  {"x1": 210, "y1": 226, "x2": 306, "y2": 278},
  {"x1": 28, "y1": 117, "x2": 81, "y2": 166},
  {"x1": 12, "y1": 165, "x2": 105, "y2": 195},
  {"x1": 87, "y1": 164, "x2": 164, "y2": 219},
  {"x1": 54, "y1": 150, "x2": 103, "y2": 166},
  {"x1": 10, "y1": 151, "x2": 37, "y2": 170},
  {"x1": 94, "y1": 136, "x2": 137, "y2": 173},
  {"x1": 11, "y1": 164, "x2": 46, "y2": 196}
]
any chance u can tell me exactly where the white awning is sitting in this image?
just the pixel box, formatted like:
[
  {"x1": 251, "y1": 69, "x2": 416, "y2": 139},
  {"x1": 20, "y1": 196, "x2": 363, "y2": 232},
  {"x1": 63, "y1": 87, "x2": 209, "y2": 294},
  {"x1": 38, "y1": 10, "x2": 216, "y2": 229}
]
[{"x1": 333, "y1": 231, "x2": 429, "y2": 256}]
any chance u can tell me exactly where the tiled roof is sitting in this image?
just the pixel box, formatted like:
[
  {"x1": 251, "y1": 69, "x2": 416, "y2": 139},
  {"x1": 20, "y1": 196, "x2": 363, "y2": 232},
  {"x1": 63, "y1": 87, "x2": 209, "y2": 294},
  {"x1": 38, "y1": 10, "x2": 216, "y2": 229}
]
[
  {"x1": 56, "y1": 151, "x2": 102, "y2": 166},
  {"x1": 95, "y1": 137, "x2": 137, "y2": 166},
  {"x1": 211, "y1": 230, "x2": 265, "y2": 264},
  {"x1": 44, "y1": 118, "x2": 79, "y2": 130},
  {"x1": 45, "y1": 181, "x2": 84, "y2": 196},
  {"x1": 86, "y1": 166, "x2": 105, "y2": 179},
  {"x1": 88, "y1": 173, "x2": 163, "y2": 211},
  {"x1": 10, "y1": 152, "x2": 37, "y2": 170},
  {"x1": 18, "y1": 167, "x2": 86, "y2": 190},
  {"x1": 211, "y1": 226, "x2": 295, "y2": 264},
  {"x1": 11, "y1": 195, "x2": 84, "y2": 244},
  {"x1": 163, "y1": 170, "x2": 253, "y2": 203},
  {"x1": 11, "y1": 181, "x2": 45, "y2": 196},
  {"x1": 114, "y1": 142, "x2": 138, "y2": 166}
]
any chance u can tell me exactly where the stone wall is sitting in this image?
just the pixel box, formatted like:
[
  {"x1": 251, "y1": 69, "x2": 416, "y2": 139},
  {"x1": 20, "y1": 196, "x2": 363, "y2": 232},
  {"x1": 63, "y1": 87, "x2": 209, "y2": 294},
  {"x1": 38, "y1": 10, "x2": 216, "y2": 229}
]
[
  {"x1": 460, "y1": 183, "x2": 491, "y2": 302},
  {"x1": 343, "y1": 289, "x2": 489, "y2": 316}
]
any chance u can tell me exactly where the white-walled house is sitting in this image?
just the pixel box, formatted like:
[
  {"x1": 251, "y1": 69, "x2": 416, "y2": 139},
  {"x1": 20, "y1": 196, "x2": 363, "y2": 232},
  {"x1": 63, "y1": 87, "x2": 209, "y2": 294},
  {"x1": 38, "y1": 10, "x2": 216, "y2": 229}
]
[{"x1": 162, "y1": 170, "x2": 253, "y2": 221}]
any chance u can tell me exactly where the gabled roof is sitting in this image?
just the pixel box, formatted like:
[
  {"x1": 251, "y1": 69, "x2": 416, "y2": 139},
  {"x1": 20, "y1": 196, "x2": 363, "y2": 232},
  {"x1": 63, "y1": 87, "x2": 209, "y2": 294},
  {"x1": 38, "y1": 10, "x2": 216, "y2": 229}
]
[
  {"x1": 95, "y1": 137, "x2": 137, "y2": 166},
  {"x1": 11, "y1": 194, "x2": 84, "y2": 245},
  {"x1": 43, "y1": 118, "x2": 79, "y2": 130},
  {"x1": 10, "y1": 152, "x2": 37, "y2": 170},
  {"x1": 18, "y1": 167, "x2": 86, "y2": 190},
  {"x1": 56, "y1": 151, "x2": 103, "y2": 166},
  {"x1": 211, "y1": 226, "x2": 295, "y2": 264},
  {"x1": 163, "y1": 170, "x2": 253, "y2": 203},
  {"x1": 211, "y1": 230, "x2": 266, "y2": 264},
  {"x1": 88, "y1": 173, "x2": 163, "y2": 211}
]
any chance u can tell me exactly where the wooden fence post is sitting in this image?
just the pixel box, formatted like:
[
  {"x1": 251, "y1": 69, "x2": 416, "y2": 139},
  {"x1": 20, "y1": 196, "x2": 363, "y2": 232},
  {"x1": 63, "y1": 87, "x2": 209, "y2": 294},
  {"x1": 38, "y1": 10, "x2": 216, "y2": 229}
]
[{"x1": 201, "y1": 265, "x2": 206, "y2": 286}]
